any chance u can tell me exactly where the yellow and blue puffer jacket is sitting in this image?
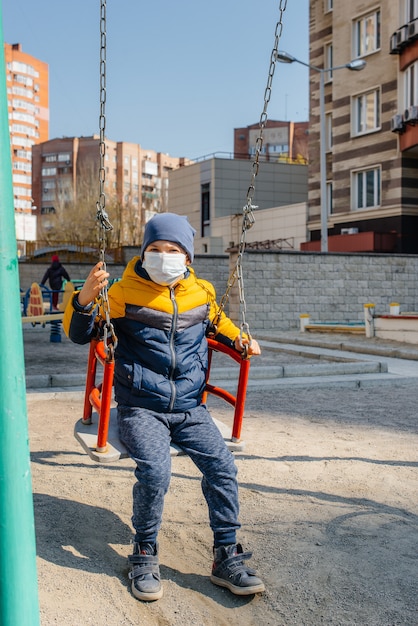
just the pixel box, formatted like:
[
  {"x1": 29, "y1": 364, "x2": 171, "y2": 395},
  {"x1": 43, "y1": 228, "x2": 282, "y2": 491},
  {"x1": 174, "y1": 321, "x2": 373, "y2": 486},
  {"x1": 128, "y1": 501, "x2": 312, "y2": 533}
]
[{"x1": 64, "y1": 256, "x2": 241, "y2": 412}]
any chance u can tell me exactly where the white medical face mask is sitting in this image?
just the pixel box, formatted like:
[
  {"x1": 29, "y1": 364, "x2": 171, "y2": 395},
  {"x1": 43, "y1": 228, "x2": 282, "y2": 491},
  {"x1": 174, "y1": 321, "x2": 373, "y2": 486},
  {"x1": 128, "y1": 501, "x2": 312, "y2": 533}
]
[{"x1": 143, "y1": 252, "x2": 187, "y2": 286}]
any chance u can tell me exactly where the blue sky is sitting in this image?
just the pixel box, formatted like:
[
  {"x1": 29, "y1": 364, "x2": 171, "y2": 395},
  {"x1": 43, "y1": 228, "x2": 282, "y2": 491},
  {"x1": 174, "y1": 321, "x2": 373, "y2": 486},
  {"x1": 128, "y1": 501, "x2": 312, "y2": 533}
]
[{"x1": 2, "y1": 0, "x2": 309, "y2": 159}]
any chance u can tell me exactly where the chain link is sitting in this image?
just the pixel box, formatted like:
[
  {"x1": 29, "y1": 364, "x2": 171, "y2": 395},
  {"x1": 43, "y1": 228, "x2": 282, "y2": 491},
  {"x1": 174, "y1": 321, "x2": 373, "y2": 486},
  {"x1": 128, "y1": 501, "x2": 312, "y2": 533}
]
[
  {"x1": 96, "y1": 0, "x2": 117, "y2": 359},
  {"x1": 213, "y1": 1, "x2": 287, "y2": 344},
  {"x1": 96, "y1": 0, "x2": 112, "y2": 236}
]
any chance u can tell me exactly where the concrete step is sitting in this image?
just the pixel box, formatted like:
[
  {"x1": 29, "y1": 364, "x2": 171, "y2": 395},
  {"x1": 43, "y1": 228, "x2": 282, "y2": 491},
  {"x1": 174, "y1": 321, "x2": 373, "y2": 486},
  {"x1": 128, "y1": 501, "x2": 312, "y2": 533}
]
[{"x1": 25, "y1": 358, "x2": 388, "y2": 390}]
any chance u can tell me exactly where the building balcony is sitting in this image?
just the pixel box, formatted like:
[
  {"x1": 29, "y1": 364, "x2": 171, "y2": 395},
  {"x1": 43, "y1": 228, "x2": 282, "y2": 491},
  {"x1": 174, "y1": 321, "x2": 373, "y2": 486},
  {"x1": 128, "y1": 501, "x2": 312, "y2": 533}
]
[{"x1": 300, "y1": 231, "x2": 397, "y2": 253}]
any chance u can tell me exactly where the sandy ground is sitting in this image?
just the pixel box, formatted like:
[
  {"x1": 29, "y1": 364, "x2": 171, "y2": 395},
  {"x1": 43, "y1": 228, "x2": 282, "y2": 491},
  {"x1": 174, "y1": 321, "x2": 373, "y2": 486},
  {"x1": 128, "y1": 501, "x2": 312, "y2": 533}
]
[{"x1": 27, "y1": 378, "x2": 418, "y2": 626}]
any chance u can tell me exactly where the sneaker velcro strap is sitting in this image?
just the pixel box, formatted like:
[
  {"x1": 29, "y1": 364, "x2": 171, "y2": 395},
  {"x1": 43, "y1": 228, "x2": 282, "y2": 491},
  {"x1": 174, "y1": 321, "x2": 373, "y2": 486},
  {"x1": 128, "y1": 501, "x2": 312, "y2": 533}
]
[
  {"x1": 226, "y1": 551, "x2": 252, "y2": 566},
  {"x1": 128, "y1": 553, "x2": 158, "y2": 565},
  {"x1": 128, "y1": 563, "x2": 160, "y2": 580},
  {"x1": 218, "y1": 552, "x2": 257, "y2": 577},
  {"x1": 219, "y1": 552, "x2": 254, "y2": 575},
  {"x1": 128, "y1": 553, "x2": 160, "y2": 581}
]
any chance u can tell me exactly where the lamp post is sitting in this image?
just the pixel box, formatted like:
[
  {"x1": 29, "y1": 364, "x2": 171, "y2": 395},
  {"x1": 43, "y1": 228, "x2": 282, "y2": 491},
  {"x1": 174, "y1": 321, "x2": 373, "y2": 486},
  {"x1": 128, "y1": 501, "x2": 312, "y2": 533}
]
[{"x1": 276, "y1": 51, "x2": 366, "y2": 252}]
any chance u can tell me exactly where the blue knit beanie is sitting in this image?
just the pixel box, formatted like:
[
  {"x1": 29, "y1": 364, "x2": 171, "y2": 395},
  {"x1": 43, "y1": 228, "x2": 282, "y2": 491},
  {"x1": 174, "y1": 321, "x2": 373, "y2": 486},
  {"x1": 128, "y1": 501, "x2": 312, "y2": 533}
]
[{"x1": 141, "y1": 213, "x2": 196, "y2": 262}]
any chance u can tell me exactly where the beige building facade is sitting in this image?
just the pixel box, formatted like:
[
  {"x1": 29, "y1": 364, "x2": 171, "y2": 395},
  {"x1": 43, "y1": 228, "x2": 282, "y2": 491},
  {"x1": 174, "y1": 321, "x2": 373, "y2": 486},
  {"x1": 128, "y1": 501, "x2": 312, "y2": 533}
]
[
  {"x1": 168, "y1": 156, "x2": 308, "y2": 255},
  {"x1": 305, "y1": 0, "x2": 418, "y2": 253}
]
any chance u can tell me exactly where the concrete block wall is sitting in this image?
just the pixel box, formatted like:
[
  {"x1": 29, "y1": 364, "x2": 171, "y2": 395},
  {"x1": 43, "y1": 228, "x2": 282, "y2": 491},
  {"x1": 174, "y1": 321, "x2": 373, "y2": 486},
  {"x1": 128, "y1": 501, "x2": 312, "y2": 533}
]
[
  {"x1": 226, "y1": 251, "x2": 418, "y2": 331},
  {"x1": 18, "y1": 251, "x2": 418, "y2": 332}
]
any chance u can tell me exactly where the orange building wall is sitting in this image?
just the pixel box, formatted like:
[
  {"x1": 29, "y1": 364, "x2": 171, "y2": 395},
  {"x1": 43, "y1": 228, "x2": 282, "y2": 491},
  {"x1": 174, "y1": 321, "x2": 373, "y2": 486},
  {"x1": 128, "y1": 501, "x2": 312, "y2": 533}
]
[{"x1": 4, "y1": 42, "x2": 49, "y2": 230}]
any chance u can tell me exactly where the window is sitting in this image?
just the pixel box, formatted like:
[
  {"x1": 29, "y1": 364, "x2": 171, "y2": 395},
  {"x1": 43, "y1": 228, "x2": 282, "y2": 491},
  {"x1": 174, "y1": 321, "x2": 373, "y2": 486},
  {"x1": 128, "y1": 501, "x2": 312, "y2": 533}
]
[
  {"x1": 11, "y1": 111, "x2": 35, "y2": 124},
  {"x1": 325, "y1": 112, "x2": 333, "y2": 151},
  {"x1": 201, "y1": 183, "x2": 210, "y2": 237},
  {"x1": 13, "y1": 74, "x2": 33, "y2": 87},
  {"x1": 13, "y1": 185, "x2": 31, "y2": 196},
  {"x1": 354, "y1": 10, "x2": 380, "y2": 57},
  {"x1": 268, "y1": 143, "x2": 289, "y2": 154},
  {"x1": 11, "y1": 85, "x2": 33, "y2": 99},
  {"x1": 404, "y1": 0, "x2": 418, "y2": 22},
  {"x1": 324, "y1": 43, "x2": 333, "y2": 82},
  {"x1": 15, "y1": 199, "x2": 32, "y2": 209},
  {"x1": 11, "y1": 137, "x2": 34, "y2": 149},
  {"x1": 404, "y1": 61, "x2": 418, "y2": 108},
  {"x1": 325, "y1": 0, "x2": 333, "y2": 12},
  {"x1": 352, "y1": 167, "x2": 381, "y2": 210},
  {"x1": 14, "y1": 161, "x2": 31, "y2": 172},
  {"x1": 11, "y1": 124, "x2": 36, "y2": 137},
  {"x1": 13, "y1": 173, "x2": 31, "y2": 185},
  {"x1": 8, "y1": 61, "x2": 38, "y2": 78},
  {"x1": 41, "y1": 167, "x2": 57, "y2": 176},
  {"x1": 12, "y1": 99, "x2": 35, "y2": 113},
  {"x1": 326, "y1": 182, "x2": 333, "y2": 214},
  {"x1": 353, "y1": 89, "x2": 380, "y2": 135},
  {"x1": 14, "y1": 149, "x2": 31, "y2": 159}
]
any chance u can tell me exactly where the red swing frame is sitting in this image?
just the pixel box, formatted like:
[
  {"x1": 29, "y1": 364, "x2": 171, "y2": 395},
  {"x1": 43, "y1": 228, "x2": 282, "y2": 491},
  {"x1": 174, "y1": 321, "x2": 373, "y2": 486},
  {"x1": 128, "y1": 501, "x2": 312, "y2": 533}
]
[{"x1": 81, "y1": 337, "x2": 251, "y2": 455}]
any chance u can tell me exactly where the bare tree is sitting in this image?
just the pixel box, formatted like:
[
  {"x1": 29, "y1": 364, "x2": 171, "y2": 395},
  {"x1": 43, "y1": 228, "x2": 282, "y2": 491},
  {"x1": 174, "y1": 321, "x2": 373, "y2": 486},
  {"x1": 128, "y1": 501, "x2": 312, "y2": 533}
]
[
  {"x1": 37, "y1": 156, "x2": 168, "y2": 248},
  {"x1": 38, "y1": 160, "x2": 99, "y2": 244}
]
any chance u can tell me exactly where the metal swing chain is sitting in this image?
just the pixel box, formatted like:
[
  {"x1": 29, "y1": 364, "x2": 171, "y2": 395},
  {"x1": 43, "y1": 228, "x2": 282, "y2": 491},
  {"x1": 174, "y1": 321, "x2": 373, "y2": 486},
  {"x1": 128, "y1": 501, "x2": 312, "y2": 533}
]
[
  {"x1": 96, "y1": 0, "x2": 117, "y2": 358},
  {"x1": 213, "y1": 0, "x2": 287, "y2": 345}
]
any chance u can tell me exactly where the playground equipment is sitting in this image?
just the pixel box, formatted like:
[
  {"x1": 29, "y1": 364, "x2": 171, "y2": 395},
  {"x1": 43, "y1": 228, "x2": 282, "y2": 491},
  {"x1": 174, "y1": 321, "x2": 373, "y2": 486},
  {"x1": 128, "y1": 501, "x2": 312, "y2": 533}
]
[
  {"x1": 73, "y1": 0, "x2": 288, "y2": 462},
  {"x1": 364, "y1": 302, "x2": 418, "y2": 344},
  {"x1": 21, "y1": 281, "x2": 75, "y2": 342},
  {"x1": 75, "y1": 337, "x2": 251, "y2": 462},
  {"x1": 0, "y1": 5, "x2": 40, "y2": 623},
  {"x1": 74, "y1": 0, "x2": 286, "y2": 462}
]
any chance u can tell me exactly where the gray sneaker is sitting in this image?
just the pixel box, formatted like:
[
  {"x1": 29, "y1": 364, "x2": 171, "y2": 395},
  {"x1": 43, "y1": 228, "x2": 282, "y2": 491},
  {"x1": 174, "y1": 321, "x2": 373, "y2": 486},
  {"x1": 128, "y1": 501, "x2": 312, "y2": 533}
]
[
  {"x1": 128, "y1": 542, "x2": 163, "y2": 601},
  {"x1": 210, "y1": 543, "x2": 265, "y2": 595}
]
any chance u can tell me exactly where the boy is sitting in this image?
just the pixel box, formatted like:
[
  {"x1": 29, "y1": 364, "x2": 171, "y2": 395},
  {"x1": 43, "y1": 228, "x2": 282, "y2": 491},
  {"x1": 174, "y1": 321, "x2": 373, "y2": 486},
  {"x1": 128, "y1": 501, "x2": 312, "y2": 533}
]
[{"x1": 64, "y1": 212, "x2": 265, "y2": 601}]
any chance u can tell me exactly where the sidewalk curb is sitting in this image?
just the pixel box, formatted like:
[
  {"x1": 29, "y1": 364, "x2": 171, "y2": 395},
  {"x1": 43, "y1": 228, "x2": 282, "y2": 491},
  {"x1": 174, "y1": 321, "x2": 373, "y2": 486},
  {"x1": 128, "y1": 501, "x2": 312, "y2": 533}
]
[{"x1": 257, "y1": 332, "x2": 418, "y2": 361}]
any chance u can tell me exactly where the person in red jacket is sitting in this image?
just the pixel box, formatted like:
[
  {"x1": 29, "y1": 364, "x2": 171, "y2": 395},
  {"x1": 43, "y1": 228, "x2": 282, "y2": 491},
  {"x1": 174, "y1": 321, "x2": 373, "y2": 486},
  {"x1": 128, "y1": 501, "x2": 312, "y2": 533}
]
[
  {"x1": 64, "y1": 213, "x2": 265, "y2": 602},
  {"x1": 41, "y1": 255, "x2": 70, "y2": 309}
]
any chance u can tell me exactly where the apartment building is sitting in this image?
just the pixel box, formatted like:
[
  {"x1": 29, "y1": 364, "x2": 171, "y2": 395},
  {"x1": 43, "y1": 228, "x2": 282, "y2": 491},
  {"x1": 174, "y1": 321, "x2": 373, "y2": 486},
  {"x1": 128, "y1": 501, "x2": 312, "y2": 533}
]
[
  {"x1": 302, "y1": 0, "x2": 418, "y2": 253},
  {"x1": 32, "y1": 136, "x2": 190, "y2": 244},
  {"x1": 5, "y1": 43, "x2": 49, "y2": 249},
  {"x1": 234, "y1": 120, "x2": 309, "y2": 163}
]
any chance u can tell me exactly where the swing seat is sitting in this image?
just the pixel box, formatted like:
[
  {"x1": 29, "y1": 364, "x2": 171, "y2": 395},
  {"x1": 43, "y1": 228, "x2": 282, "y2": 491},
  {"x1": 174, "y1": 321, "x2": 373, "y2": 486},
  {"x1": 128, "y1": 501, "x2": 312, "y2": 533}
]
[{"x1": 74, "y1": 337, "x2": 250, "y2": 463}]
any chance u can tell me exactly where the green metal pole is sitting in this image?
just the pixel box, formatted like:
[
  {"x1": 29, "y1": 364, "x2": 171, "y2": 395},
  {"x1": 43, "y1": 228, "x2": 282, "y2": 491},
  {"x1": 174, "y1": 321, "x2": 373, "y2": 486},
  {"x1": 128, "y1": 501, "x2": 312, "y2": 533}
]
[{"x1": 0, "y1": 5, "x2": 40, "y2": 625}]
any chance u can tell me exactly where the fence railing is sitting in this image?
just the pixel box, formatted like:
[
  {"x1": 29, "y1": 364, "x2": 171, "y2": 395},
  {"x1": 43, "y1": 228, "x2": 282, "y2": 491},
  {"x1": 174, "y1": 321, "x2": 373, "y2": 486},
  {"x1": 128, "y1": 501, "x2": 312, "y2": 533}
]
[{"x1": 19, "y1": 241, "x2": 124, "y2": 264}]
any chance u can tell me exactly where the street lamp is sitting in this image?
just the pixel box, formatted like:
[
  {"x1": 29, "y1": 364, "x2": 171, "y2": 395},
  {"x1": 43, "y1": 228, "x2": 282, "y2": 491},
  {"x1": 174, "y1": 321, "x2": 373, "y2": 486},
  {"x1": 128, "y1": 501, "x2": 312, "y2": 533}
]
[{"x1": 276, "y1": 51, "x2": 366, "y2": 252}]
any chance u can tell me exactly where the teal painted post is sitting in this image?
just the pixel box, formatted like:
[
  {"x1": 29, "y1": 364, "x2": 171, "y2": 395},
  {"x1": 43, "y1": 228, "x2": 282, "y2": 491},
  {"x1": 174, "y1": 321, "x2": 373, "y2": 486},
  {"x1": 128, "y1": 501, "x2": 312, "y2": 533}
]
[{"x1": 0, "y1": 6, "x2": 41, "y2": 625}]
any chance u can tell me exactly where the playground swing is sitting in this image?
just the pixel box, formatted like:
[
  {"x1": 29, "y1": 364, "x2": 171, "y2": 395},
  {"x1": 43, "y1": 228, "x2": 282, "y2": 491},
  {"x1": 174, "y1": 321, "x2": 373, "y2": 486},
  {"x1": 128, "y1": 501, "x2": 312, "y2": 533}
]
[{"x1": 74, "y1": 0, "x2": 287, "y2": 463}]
